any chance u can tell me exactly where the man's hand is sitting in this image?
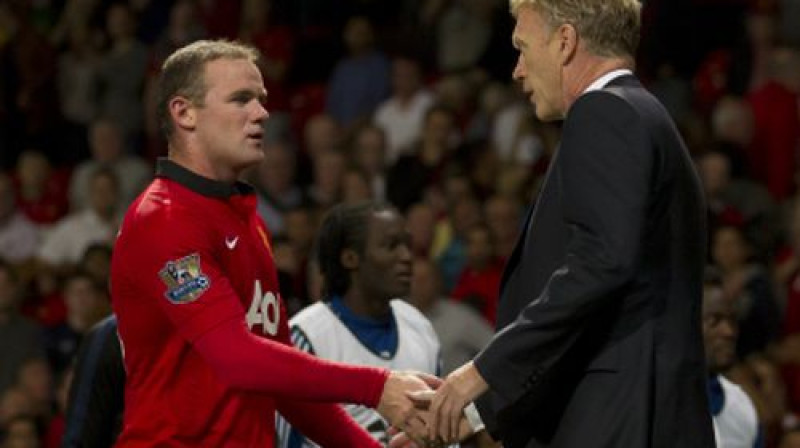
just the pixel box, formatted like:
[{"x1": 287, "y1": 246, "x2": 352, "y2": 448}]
[
  {"x1": 411, "y1": 361, "x2": 488, "y2": 443},
  {"x1": 377, "y1": 371, "x2": 441, "y2": 432},
  {"x1": 388, "y1": 409, "x2": 475, "y2": 448}
]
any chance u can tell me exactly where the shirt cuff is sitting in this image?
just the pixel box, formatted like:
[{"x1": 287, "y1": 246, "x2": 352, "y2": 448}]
[{"x1": 464, "y1": 402, "x2": 485, "y2": 433}]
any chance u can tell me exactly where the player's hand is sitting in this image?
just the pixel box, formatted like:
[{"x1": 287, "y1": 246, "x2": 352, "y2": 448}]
[
  {"x1": 413, "y1": 361, "x2": 488, "y2": 443},
  {"x1": 377, "y1": 371, "x2": 441, "y2": 433}
]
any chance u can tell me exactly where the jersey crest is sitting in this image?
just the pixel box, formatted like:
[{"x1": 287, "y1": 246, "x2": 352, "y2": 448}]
[{"x1": 158, "y1": 253, "x2": 210, "y2": 304}]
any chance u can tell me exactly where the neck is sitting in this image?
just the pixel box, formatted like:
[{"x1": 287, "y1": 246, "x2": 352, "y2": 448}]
[
  {"x1": 342, "y1": 288, "x2": 391, "y2": 319},
  {"x1": 563, "y1": 55, "x2": 633, "y2": 112},
  {"x1": 169, "y1": 143, "x2": 239, "y2": 183}
]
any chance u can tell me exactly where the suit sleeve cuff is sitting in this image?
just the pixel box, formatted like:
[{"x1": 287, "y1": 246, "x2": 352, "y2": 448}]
[{"x1": 464, "y1": 402, "x2": 485, "y2": 433}]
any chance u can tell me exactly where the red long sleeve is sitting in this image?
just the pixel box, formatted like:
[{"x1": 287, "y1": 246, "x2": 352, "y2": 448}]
[
  {"x1": 194, "y1": 316, "x2": 389, "y2": 407},
  {"x1": 277, "y1": 400, "x2": 382, "y2": 447}
]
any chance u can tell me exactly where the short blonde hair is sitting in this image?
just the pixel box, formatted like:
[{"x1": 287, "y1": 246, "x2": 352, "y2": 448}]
[
  {"x1": 510, "y1": 0, "x2": 641, "y2": 58},
  {"x1": 155, "y1": 39, "x2": 261, "y2": 139}
]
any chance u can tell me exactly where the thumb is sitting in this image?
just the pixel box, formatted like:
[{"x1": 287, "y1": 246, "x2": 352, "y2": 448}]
[
  {"x1": 406, "y1": 389, "x2": 436, "y2": 409},
  {"x1": 415, "y1": 372, "x2": 444, "y2": 389}
]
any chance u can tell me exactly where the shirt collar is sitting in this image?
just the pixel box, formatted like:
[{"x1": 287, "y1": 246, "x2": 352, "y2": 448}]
[
  {"x1": 582, "y1": 69, "x2": 634, "y2": 94},
  {"x1": 155, "y1": 158, "x2": 254, "y2": 199}
]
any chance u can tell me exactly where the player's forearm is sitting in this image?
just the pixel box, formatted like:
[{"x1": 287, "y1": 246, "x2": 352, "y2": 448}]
[
  {"x1": 277, "y1": 400, "x2": 382, "y2": 448},
  {"x1": 193, "y1": 317, "x2": 389, "y2": 406}
]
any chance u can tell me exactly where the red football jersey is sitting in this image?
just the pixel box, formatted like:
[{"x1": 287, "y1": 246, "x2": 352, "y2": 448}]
[{"x1": 111, "y1": 160, "x2": 290, "y2": 447}]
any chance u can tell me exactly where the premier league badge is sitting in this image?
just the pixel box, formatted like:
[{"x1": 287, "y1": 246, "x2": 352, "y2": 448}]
[{"x1": 159, "y1": 253, "x2": 210, "y2": 304}]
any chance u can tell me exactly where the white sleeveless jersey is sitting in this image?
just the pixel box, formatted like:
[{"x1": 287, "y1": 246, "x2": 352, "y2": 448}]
[
  {"x1": 712, "y1": 375, "x2": 760, "y2": 448},
  {"x1": 276, "y1": 299, "x2": 441, "y2": 447}
]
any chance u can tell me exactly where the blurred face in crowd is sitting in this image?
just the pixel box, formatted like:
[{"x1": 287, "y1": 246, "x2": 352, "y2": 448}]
[
  {"x1": 702, "y1": 286, "x2": 738, "y2": 373},
  {"x1": 16, "y1": 151, "x2": 50, "y2": 191},
  {"x1": 409, "y1": 258, "x2": 441, "y2": 310},
  {"x1": 780, "y1": 431, "x2": 800, "y2": 448},
  {"x1": 485, "y1": 195, "x2": 521, "y2": 242},
  {"x1": 64, "y1": 276, "x2": 109, "y2": 331},
  {"x1": 284, "y1": 209, "x2": 315, "y2": 254},
  {"x1": 465, "y1": 226, "x2": 493, "y2": 268},
  {"x1": 356, "y1": 210, "x2": 413, "y2": 302},
  {"x1": 258, "y1": 142, "x2": 295, "y2": 194},
  {"x1": 107, "y1": 4, "x2": 135, "y2": 41},
  {"x1": 423, "y1": 109, "x2": 455, "y2": 149},
  {"x1": 187, "y1": 58, "x2": 268, "y2": 178},
  {"x1": 304, "y1": 114, "x2": 340, "y2": 156},
  {"x1": 17, "y1": 359, "x2": 52, "y2": 405},
  {"x1": 355, "y1": 127, "x2": 386, "y2": 175},
  {"x1": 0, "y1": 388, "x2": 34, "y2": 427},
  {"x1": 88, "y1": 172, "x2": 119, "y2": 217},
  {"x1": 89, "y1": 121, "x2": 124, "y2": 163},
  {"x1": 712, "y1": 226, "x2": 749, "y2": 272},
  {"x1": 406, "y1": 203, "x2": 436, "y2": 255},
  {"x1": 512, "y1": 6, "x2": 566, "y2": 121},
  {"x1": 343, "y1": 16, "x2": 374, "y2": 54},
  {"x1": 4, "y1": 417, "x2": 39, "y2": 448},
  {"x1": 313, "y1": 150, "x2": 345, "y2": 195},
  {"x1": 342, "y1": 170, "x2": 373, "y2": 204},
  {"x1": 697, "y1": 152, "x2": 731, "y2": 197},
  {"x1": 392, "y1": 58, "x2": 423, "y2": 98}
]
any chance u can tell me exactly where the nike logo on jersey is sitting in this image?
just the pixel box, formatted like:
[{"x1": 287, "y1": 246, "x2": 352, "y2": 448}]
[{"x1": 225, "y1": 236, "x2": 239, "y2": 250}]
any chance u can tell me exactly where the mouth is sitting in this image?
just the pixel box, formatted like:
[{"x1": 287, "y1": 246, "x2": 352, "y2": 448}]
[{"x1": 246, "y1": 131, "x2": 264, "y2": 146}]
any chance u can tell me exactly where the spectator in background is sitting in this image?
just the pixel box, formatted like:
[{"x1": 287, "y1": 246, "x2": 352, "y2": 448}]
[
  {"x1": 37, "y1": 168, "x2": 119, "y2": 270},
  {"x1": 373, "y1": 56, "x2": 434, "y2": 163},
  {"x1": 307, "y1": 149, "x2": 345, "y2": 213},
  {"x1": 96, "y1": 3, "x2": 148, "y2": 148},
  {"x1": 780, "y1": 428, "x2": 800, "y2": 448},
  {"x1": 483, "y1": 194, "x2": 522, "y2": 262},
  {"x1": 325, "y1": 16, "x2": 390, "y2": 127},
  {"x1": 711, "y1": 225, "x2": 782, "y2": 359},
  {"x1": 252, "y1": 141, "x2": 306, "y2": 236},
  {"x1": 701, "y1": 279, "x2": 763, "y2": 448},
  {"x1": 12, "y1": 151, "x2": 69, "y2": 227},
  {"x1": 435, "y1": 0, "x2": 495, "y2": 73},
  {"x1": 78, "y1": 243, "x2": 112, "y2": 287},
  {"x1": 44, "y1": 271, "x2": 111, "y2": 375},
  {"x1": 710, "y1": 96, "x2": 754, "y2": 177},
  {"x1": 341, "y1": 167, "x2": 374, "y2": 205},
  {"x1": 57, "y1": 26, "x2": 101, "y2": 162},
  {"x1": 434, "y1": 195, "x2": 482, "y2": 292},
  {"x1": 352, "y1": 124, "x2": 388, "y2": 201},
  {"x1": 408, "y1": 257, "x2": 493, "y2": 375},
  {"x1": 14, "y1": 359, "x2": 52, "y2": 422},
  {"x1": 299, "y1": 114, "x2": 342, "y2": 186},
  {"x1": 451, "y1": 223, "x2": 502, "y2": 326},
  {"x1": 387, "y1": 105, "x2": 457, "y2": 212},
  {"x1": 747, "y1": 47, "x2": 800, "y2": 201},
  {"x1": 0, "y1": 174, "x2": 39, "y2": 266},
  {"x1": 0, "y1": 260, "x2": 45, "y2": 397},
  {"x1": 406, "y1": 202, "x2": 437, "y2": 259},
  {"x1": 696, "y1": 149, "x2": 778, "y2": 257},
  {"x1": 2, "y1": 414, "x2": 42, "y2": 448},
  {"x1": 68, "y1": 119, "x2": 151, "y2": 211}
]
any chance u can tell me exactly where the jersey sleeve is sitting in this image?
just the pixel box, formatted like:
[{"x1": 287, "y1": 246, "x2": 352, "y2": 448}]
[{"x1": 120, "y1": 206, "x2": 243, "y2": 342}]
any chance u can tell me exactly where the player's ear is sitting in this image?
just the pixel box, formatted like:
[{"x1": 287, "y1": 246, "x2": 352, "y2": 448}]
[
  {"x1": 169, "y1": 95, "x2": 196, "y2": 131},
  {"x1": 340, "y1": 249, "x2": 360, "y2": 270}
]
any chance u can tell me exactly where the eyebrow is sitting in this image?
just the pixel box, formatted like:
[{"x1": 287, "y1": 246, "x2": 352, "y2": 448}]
[{"x1": 228, "y1": 88, "x2": 268, "y2": 103}]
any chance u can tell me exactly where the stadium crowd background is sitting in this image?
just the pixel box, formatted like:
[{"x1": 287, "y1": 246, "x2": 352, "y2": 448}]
[{"x1": 0, "y1": 0, "x2": 799, "y2": 446}]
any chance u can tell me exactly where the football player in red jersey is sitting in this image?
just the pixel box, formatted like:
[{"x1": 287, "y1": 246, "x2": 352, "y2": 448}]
[{"x1": 110, "y1": 39, "x2": 434, "y2": 447}]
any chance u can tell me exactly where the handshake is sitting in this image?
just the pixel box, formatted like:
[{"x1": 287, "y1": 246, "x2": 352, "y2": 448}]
[{"x1": 376, "y1": 362, "x2": 489, "y2": 448}]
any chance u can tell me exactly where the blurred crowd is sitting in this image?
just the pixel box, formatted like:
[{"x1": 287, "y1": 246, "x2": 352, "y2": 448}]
[{"x1": 0, "y1": 0, "x2": 799, "y2": 446}]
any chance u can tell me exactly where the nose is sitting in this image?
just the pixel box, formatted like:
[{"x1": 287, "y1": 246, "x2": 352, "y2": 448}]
[
  {"x1": 253, "y1": 101, "x2": 269, "y2": 123},
  {"x1": 512, "y1": 55, "x2": 525, "y2": 81}
]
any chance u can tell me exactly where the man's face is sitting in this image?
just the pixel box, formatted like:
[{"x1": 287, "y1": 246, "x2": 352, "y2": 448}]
[
  {"x1": 193, "y1": 58, "x2": 269, "y2": 173},
  {"x1": 512, "y1": 6, "x2": 565, "y2": 121},
  {"x1": 702, "y1": 287, "x2": 738, "y2": 373},
  {"x1": 357, "y1": 210, "x2": 413, "y2": 301}
]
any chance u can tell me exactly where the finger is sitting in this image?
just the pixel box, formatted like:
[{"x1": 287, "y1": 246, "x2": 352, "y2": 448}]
[
  {"x1": 387, "y1": 431, "x2": 416, "y2": 448},
  {"x1": 449, "y1": 404, "x2": 462, "y2": 442},
  {"x1": 428, "y1": 392, "x2": 443, "y2": 441},
  {"x1": 407, "y1": 389, "x2": 435, "y2": 409},
  {"x1": 415, "y1": 372, "x2": 444, "y2": 389},
  {"x1": 439, "y1": 399, "x2": 452, "y2": 442}
]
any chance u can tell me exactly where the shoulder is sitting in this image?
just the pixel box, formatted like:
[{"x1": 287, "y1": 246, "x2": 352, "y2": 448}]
[
  {"x1": 289, "y1": 302, "x2": 339, "y2": 339},
  {"x1": 566, "y1": 89, "x2": 641, "y2": 127},
  {"x1": 391, "y1": 299, "x2": 438, "y2": 338}
]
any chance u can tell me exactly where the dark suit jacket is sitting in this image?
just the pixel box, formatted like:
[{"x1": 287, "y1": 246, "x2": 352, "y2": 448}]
[{"x1": 473, "y1": 76, "x2": 715, "y2": 448}]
